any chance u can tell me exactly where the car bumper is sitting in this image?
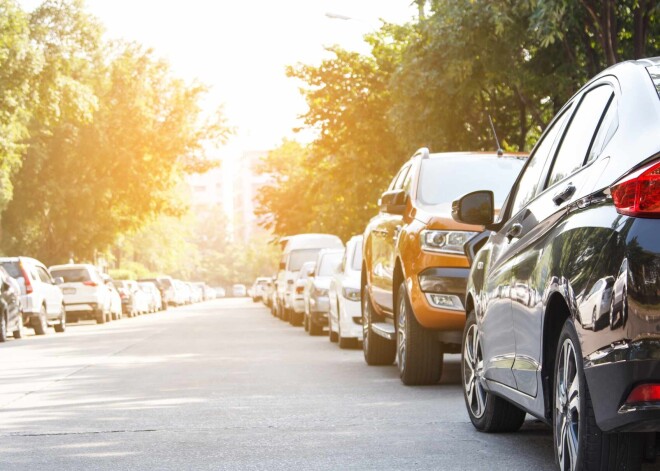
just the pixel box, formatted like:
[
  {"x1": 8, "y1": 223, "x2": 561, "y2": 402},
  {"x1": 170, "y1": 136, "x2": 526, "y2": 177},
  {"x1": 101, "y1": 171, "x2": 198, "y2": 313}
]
[
  {"x1": 292, "y1": 297, "x2": 305, "y2": 314},
  {"x1": 65, "y1": 302, "x2": 100, "y2": 313},
  {"x1": 310, "y1": 296, "x2": 330, "y2": 314},
  {"x1": 339, "y1": 298, "x2": 363, "y2": 339},
  {"x1": 410, "y1": 267, "x2": 469, "y2": 330},
  {"x1": 584, "y1": 339, "x2": 660, "y2": 432}
]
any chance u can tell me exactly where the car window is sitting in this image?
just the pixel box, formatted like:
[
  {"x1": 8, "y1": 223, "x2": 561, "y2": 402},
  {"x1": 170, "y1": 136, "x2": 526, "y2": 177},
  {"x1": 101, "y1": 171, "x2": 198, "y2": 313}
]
[
  {"x1": 37, "y1": 267, "x2": 52, "y2": 283},
  {"x1": 393, "y1": 164, "x2": 411, "y2": 190},
  {"x1": 401, "y1": 163, "x2": 414, "y2": 192},
  {"x1": 509, "y1": 106, "x2": 573, "y2": 217},
  {"x1": 288, "y1": 249, "x2": 320, "y2": 271},
  {"x1": 387, "y1": 166, "x2": 405, "y2": 191},
  {"x1": 546, "y1": 85, "x2": 614, "y2": 188},
  {"x1": 51, "y1": 268, "x2": 92, "y2": 283},
  {"x1": 587, "y1": 96, "x2": 618, "y2": 164},
  {"x1": 317, "y1": 252, "x2": 343, "y2": 276},
  {"x1": 0, "y1": 262, "x2": 21, "y2": 279},
  {"x1": 351, "y1": 242, "x2": 363, "y2": 271}
]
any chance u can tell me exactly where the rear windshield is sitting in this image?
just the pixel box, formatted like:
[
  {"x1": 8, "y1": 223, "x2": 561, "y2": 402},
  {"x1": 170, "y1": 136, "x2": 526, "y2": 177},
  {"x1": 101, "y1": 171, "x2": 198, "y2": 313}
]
[
  {"x1": 351, "y1": 243, "x2": 363, "y2": 271},
  {"x1": 288, "y1": 249, "x2": 320, "y2": 271},
  {"x1": 0, "y1": 262, "x2": 21, "y2": 279},
  {"x1": 417, "y1": 156, "x2": 525, "y2": 209},
  {"x1": 50, "y1": 268, "x2": 91, "y2": 283},
  {"x1": 317, "y1": 252, "x2": 343, "y2": 276}
]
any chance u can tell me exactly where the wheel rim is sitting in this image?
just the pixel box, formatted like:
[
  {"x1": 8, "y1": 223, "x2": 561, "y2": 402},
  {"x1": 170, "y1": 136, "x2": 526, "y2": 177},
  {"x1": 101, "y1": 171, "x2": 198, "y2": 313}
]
[
  {"x1": 463, "y1": 323, "x2": 486, "y2": 418},
  {"x1": 555, "y1": 338, "x2": 580, "y2": 471},
  {"x1": 0, "y1": 315, "x2": 6, "y2": 339},
  {"x1": 362, "y1": 293, "x2": 370, "y2": 352},
  {"x1": 397, "y1": 295, "x2": 407, "y2": 372}
]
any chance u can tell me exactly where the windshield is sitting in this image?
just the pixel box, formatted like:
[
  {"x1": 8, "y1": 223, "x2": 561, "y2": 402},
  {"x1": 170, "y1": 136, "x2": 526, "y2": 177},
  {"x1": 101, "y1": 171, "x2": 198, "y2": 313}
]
[
  {"x1": 288, "y1": 249, "x2": 320, "y2": 271},
  {"x1": 351, "y1": 243, "x2": 363, "y2": 271},
  {"x1": 417, "y1": 156, "x2": 525, "y2": 209},
  {"x1": 51, "y1": 268, "x2": 91, "y2": 283},
  {"x1": 318, "y1": 252, "x2": 343, "y2": 276},
  {"x1": 0, "y1": 262, "x2": 21, "y2": 279}
]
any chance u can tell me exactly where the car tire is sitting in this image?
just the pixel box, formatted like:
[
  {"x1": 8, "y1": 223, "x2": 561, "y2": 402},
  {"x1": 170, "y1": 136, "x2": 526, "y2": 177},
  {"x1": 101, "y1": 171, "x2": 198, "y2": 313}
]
[
  {"x1": 13, "y1": 314, "x2": 23, "y2": 339},
  {"x1": 329, "y1": 324, "x2": 338, "y2": 343},
  {"x1": 462, "y1": 309, "x2": 525, "y2": 432},
  {"x1": 33, "y1": 306, "x2": 48, "y2": 335},
  {"x1": 308, "y1": 316, "x2": 323, "y2": 336},
  {"x1": 96, "y1": 310, "x2": 106, "y2": 324},
  {"x1": 289, "y1": 311, "x2": 303, "y2": 327},
  {"x1": 553, "y1": 319, "x2": 642, "y2": 471},
  {"x1": 397, "y1": 283, "x2": 442, "y2": 385},
  {"x1": 362, "y1": 289, "x2": 395, "y2": 366},
  {"x1": 54, "y1": 306, "x2": 66, "y2": 333},
  {"x1": 0, "y1": 312, "x2": 7, "y2": 342},
  {"x1": 303, "y1": 313, "x2": 309, "y2": 332}
]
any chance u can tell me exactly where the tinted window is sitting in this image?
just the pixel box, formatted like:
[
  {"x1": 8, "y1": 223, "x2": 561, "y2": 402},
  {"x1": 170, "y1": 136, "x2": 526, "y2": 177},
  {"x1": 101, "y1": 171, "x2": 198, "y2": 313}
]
[
  {"x1": 393, "y1": 164, "x2": 411, "y2": 190},
  {"x1": 547, "y1": 86, "x2": 613, "y2": 188},
  {"x1": 0, "y1": 262, "x2": 20, "y2": 279},
  {"x1": 351, "y1": 242, "x2": 363, "y2": 271},
  {"x1": 288, "y1": 249, "x2": 320, "y2": 271},
  {"x1": 417, "y1": 156, "x2": 525, "y2": 210},
  {"x1": 51, "y1": 268, "x2": 91, "y2": 283},
  {"x1": 510, "y1": 107, "x2": 572, "y2": 216},
  {"x1": 37, "y1": 267, "x2": 52, "y2": 283},
  {"x1": 317, "y1": 252, "x2": 343, "y2": 276},
  {"x1": 587, "y1": 97, "x2": 618, "y2": 164}
]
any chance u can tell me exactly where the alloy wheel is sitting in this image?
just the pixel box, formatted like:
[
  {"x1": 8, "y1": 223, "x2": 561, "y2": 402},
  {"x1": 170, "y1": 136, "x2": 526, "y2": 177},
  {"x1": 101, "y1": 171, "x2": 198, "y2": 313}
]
[
  {"x1": 555, "y1": 338, "x2": 580, "y2": 471},
  {"x1": 397, "y1": 295, "x2": 407, "y2": 372},
  {"x1": 362, "y1": 294, "x2": 370, "y2": 353},
  {"x1": 0, "y1": 314, "x2": 6, "y2": 342},
  {"x1": 463, "y1": 323, "x2": 486, "y2": 419}
]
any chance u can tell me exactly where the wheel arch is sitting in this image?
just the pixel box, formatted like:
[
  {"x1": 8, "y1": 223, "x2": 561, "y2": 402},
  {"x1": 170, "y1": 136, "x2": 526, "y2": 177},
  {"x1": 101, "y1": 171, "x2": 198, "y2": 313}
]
[{"x1": 541, "y1": 291, "x2": 572, "y2": 420}]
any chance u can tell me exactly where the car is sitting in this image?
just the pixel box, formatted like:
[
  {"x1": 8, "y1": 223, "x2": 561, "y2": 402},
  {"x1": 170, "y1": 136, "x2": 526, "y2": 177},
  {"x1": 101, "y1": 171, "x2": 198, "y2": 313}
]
[
  {"x1": 138, "y1": 281, "x2": 163, "y2": 312},
  {"x1": 214, "y1": 286, "x2": 226, "y2": 299},
  {"x1": 50, "y1": 264, "x2": 113, "y2": 324},
  {"x1": 0, "y1": 266, "x2": 22, "y2": 341},
  {"x1": 262, "y1": 278, "x2": 275, "y2": 307},
  {"x1": 232, "y1": 284, "x2": 247, "y2": 297},
  {"x1": 303, "y1": 248, "x2": 344, "y2": 335},
  {"x1": 276, "y1": 233, "x2": 344, "y2": 324},
  {"x1": 0, "y1": 257, "x2": 66, "y2": 335},
  {"x1": 360, "y1": 149, "x2": 525, "y2": 385},
  {"x1": 451, "y1": 58, "x2": 660, "y2": 470},
  {"x1": 328, "y1": 235, "x2": 363, "y2": 348},
  {"x1": 251, "y1": 277, "x2": 271, "y2": 303},
  {"x1": 113, "y1": 280, "x2": 147, "y2": 317},
  {"x1": 292, "y1": 262, "x2": 315, "y2": 325},
  {"x1": 172, "y1": 279, "x2": 189, "y2": 305},
  {"x1": 103, "y1": 276, "x2": 123, "y2": 321},
  {"x1": 138, "y1": 276, "x2": 176, "y2": 308}
]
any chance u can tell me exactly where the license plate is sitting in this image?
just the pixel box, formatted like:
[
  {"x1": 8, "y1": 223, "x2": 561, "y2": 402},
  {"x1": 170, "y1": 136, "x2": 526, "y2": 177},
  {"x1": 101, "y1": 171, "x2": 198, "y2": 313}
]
[{"x1": 62, "y1": 287, "x2": 76, "y2": 295}]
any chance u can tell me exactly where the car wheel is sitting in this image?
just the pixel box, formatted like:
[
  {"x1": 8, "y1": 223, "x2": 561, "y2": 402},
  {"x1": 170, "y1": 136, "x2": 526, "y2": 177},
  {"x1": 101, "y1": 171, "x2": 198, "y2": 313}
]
[
  {"x1": 303, "y1": 313, "x2": 309, "y2": 332},
  {"x1": 397, "y1": 283, "x2": 442, "y2": 385},
  {"x1": 329, "y1": 322, "x2": 338, "y2": 342},
  {"x1": 0, "y1": 313, "x2": 7, "y2": 342},
  {"x1": 462, "y1": 309, "x2": 525, "y2": 432},
  {"x1": 591, "y1": 306, "x2": 597, "y2": 329},
  {"x1": 553, "y1": 320, "x2": 642, "y2": 471},
  {"x1": 33, "y1": 306, "x2": 48, "y2": 335},
  {"x1": 13, "y1": 314, "x2": 23, "y2": 339},
  {"x1": 362, "y1": 289, "x2": 395, "y2": 365},
  {"x1": 308, "y1": 315, "x2": 323, "y2": 336},
  {"x1": 54, "y1": 305, "x2": 66, "y2": 333},
  {"x1": 96, "y1": 309, "x2": 106, "y2": 324}
]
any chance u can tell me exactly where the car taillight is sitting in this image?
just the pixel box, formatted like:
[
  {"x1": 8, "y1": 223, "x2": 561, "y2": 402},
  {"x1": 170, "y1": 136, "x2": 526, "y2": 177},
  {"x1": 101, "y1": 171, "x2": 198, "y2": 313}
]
[
  {"x1": 295, "y1": 286, "x2": 304, "y2": 294},
  {"x1": 83, "y1": 281, "x2": 98, "y2": 287},
  {"x1": 611, "y1": 159, "x2": 660, "y2": 218},
  {"x1": 19, "y1": 262, "x2": 33, "y2": 294},
  {"x1": 625, "y1": 383, "x2": 660, "y2": 404}
]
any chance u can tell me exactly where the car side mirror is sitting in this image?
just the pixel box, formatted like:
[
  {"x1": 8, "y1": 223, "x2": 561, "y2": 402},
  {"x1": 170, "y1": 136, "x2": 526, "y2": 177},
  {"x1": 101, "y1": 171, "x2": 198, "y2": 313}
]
[
  {"x1": 380, "y1": 189, "x2": 408, "y2": 215},
  {"x1": 53, "y1": 277, "x2": 64, "y2": 285},
  {"x1": 452, "y1": 190, "x2": 494, "y2": 226}
]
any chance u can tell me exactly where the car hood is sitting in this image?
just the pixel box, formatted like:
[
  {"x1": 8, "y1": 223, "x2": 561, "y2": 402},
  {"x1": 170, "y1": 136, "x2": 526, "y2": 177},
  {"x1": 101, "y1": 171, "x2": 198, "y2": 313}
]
[
  {"x1": 413, "y1": 210, "x2": 483, "y2": 232},
  {"x1": 338, "y1": 271, "x2": 361, "y2": 290}
]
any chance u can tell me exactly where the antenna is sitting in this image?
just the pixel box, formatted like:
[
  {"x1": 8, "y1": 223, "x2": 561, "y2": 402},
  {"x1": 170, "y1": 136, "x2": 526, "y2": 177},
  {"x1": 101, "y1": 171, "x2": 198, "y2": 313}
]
[{"x1": 488, "y1": 115, "x2": 504, "y2": 157}]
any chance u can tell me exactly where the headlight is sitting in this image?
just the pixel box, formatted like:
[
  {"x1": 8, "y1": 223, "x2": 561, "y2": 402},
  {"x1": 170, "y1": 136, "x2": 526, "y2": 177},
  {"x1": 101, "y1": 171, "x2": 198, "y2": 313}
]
[
  {"x1": 342, "y1": 287, "x2": 361, "y2": 301},
  {"x1": 420, "y1": 230, "x2": 478, "y2": 255}
]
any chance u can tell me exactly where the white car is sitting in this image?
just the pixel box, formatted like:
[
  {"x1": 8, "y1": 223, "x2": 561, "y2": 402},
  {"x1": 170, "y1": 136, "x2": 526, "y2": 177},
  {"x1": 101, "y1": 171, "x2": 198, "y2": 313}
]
[
  {"x1": 50, "y1": 264, "x2": 113, "y2": 324},
  {"x1": 577, "y1": 276, "x2": 615, "y2": 330},
  {"x1": 232, "y1": 284, "x2": 247, "y2": 297},
  {"x1": 0, "y1": 257, "x2": 66, "y2": 335},
  {"x1": 303, "y1": 248, "x2": 344, "y2": 335},
  {"x1": 292, "y1": 262, "x2": 315, "y2": 323},
  {"x1": 138, "y1": 282, "x2": 162, "y2": 312},
  {"x1": 329, "y1": 235, "x2": 363, "y2": 348},
  {"x1": 105, "y1": 279, "x2": 123, "y2": 320}
]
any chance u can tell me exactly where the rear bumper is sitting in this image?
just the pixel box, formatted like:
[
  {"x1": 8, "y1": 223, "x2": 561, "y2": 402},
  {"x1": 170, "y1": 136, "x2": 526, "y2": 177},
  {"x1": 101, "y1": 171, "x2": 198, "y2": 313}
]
[
  {"x1": 584, "y1": 339, "x2": 660, "y2": 432},
  {"x1": 65, "y1": 302, "x2": 99, "y2": 313}
]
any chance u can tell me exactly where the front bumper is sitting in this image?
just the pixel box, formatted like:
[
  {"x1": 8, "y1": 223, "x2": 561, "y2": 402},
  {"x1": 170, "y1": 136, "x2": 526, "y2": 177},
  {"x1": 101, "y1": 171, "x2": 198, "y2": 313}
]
[
  {"x1": 410, "y1": 267, "x2": 469, "y2": 330},
  {"x1": 292, "y1": 297, "x2": 305, "y2": 314},
  {"x1": 339, "y1": 298, "x2": 363, "y2": 339},
  {"x1": 584, "y1": 339, "x2": 660, "y2": 432},
  {"x1": 310, "y1": 296, "x2": 330, "y2": 314}
]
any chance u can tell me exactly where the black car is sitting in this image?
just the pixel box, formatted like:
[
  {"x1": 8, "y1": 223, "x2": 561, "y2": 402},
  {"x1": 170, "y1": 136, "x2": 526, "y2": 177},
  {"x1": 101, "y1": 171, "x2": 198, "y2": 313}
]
[
  {"x1": 0, "y1": 266, "x2": 22, "y2": 342},
  {"x1": 452, "y1": 58, "x2": 660, "y2": 470}
]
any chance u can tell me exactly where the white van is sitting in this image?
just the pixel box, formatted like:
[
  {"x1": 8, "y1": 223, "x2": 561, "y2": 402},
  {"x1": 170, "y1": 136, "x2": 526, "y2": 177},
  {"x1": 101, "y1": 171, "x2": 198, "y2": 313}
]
[{"x1": 275, "y1": 234, "x2": 343, "y2": 325}]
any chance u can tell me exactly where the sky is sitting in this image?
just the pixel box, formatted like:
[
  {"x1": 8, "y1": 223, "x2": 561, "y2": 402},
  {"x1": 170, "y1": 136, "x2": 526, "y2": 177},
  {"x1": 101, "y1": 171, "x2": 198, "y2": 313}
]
[{"x1": 21, "y1": 0, "x2": 417, "y2": 153}]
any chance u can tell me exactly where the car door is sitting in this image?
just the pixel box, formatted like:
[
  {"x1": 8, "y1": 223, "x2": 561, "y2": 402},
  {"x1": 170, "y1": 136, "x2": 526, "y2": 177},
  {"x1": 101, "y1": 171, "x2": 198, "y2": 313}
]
[
  {"x1": 37, "y1": 265, "x2": 61, "y2": 316},
  {"x1": 370, "y1": 164, "x2": 410, "y2": 313},
  {"x1": 480, "y1": 102, "x2": 575, "y2": 389},
  {"x1": 508, "y1": 82, "x2": 616, "y2": 396}
]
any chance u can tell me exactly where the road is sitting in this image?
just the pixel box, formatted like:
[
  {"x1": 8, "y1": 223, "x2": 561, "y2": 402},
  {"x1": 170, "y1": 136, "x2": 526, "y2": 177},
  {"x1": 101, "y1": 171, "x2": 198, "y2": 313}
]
[{"x1": 0, "y1": 298, "x2": 558, "y2": 470}]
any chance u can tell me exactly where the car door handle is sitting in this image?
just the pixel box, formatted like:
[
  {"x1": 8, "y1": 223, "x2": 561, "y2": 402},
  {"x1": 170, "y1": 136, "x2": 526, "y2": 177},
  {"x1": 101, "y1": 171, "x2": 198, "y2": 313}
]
[
  {"x1": 552, "y1": 183, "x2": 576, "y2": 206},
  {"x1": 506, "y1": 222, "x2": 523, "y2": 241}
]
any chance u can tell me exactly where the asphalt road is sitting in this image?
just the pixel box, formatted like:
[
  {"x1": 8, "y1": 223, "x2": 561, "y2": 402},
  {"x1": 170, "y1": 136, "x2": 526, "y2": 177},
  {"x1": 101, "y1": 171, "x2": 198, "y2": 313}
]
[{"x1": 0, "y1": 298, "x2": 560, "y2": 470}]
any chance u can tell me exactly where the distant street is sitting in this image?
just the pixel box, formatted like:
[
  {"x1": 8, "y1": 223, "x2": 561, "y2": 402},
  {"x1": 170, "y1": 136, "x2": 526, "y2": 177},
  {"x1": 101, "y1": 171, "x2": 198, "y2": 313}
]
[{"x1": 0, "y1": 298, "x2": 559, "y2": 470}]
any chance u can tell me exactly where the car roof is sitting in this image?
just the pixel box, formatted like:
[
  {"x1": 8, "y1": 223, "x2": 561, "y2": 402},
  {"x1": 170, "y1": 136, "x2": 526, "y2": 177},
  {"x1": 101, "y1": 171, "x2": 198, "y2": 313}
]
[
  {"x1": 281, "y1": 233, "x2": 343, "y2": 253},
  {"x1": 50, "y1": 264, "x2": 95, "y2": 270}
]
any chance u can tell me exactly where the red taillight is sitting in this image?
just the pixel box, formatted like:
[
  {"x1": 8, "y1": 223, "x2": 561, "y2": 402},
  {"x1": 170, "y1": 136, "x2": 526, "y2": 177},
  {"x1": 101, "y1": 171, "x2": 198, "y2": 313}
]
[
  {"x1": 295, "y1": 286, "x2": 304, "y2": 294},
  {"x1": 625, "y1": 384, "x2": 660, "y2": 404},
  {"x1": 611, "y1": 160, "x2": 660, "y2": 218},
  {"x1": 83, "y1": 281, "x2": 98, "y2": 287},
  {"x1": 19, "y1": 262, "x2": 33, "y2": 294}
]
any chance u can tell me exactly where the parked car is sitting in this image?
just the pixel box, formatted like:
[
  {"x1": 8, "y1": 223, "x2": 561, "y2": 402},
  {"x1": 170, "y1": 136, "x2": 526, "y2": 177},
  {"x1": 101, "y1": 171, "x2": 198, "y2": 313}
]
[
  {"x1": 232, "y1": 284, "x2": 247, "y2": 297},
  {"x1": 328, "y1": 235, "x2": 363, "y2": 348},
  {"x1": 262, "y1": 278, "x2": 275, "y2": 307},
  {"x1": 113, "y1": 280, "x2": 147, "y2": 317},
  {"x1": 361, "y1": 149, "x2": 525, "y2": 385},
  {"x1": 452, "y1": 58, "x2": 660, "y2": 470},
  {"x1": 304, "y1": 248, "x2": 344, "y2": 335},
  {"x1": 0, "y1": 257, "x2": 66, "y2": 335},
  {"x1": 276, "y1": 234, "x2": 344, "y2": 324},
  {"x1": 0, "y1": 266, "x2": 22, "y2": 341},
  {"x1": 292, "y1": 262, "x2": 315, "y2": 325},
  {"x1": 138, "y1": 282, "x2": 162, "y2": 312},
  {"x1": 172, "y1": 279, "x2": 189, "y2": 305},
  {"x1": 50, "y1": 264, "x2": 113, "y2": 324},
  {"x1": 138, "y1": 276, "x2": 175, "y2": 308},
  {"x1": 251, "y1": 277, "x2": 271, "y2": 302},
  {"x1": 214, "y1": 287, "x2": 226, "y2": 299},
  {"x1": 103, "y1": 276, "x2": 123, "y2": 321}
]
